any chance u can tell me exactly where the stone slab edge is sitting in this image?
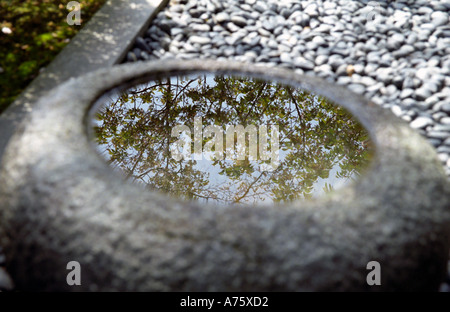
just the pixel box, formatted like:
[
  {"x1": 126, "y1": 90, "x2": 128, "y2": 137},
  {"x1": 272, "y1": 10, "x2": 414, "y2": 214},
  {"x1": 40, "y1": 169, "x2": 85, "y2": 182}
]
[{"x1": 0, "y1": 0, "x2": 169, "y2": 164}]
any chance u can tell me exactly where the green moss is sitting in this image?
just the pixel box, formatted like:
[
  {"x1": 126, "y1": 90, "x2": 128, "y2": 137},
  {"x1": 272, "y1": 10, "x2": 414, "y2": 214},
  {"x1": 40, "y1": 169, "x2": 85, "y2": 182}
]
[{"x1": 0, "y1": 0, "x2": 107, "y2": 114}]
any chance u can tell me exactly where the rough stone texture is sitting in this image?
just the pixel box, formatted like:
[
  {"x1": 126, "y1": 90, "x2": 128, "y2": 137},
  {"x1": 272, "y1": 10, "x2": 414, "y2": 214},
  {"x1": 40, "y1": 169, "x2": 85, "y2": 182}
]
[{"x1": 0, "y1": 60, "x2": 449, "y2": 291}]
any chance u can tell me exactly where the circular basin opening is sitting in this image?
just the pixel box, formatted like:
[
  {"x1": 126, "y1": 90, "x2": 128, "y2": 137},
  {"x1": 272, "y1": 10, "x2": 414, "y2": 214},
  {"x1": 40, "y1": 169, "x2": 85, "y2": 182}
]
[{"x1": 90, "y1": 73, "x2": 373, "y2": 205}]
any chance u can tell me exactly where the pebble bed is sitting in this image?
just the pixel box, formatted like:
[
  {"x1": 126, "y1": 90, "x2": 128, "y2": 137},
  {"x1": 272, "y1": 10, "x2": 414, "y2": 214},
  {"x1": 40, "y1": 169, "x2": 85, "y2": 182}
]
[
  {"x1": 125, "y1": 0, "x2": 450, "y2": 178},
  {"x1": 123, "y1": 0, "x2": 450, "y2": 291}
]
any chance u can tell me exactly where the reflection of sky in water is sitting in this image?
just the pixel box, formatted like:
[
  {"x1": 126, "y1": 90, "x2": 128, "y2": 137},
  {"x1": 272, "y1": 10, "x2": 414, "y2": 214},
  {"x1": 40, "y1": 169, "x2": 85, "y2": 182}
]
[{"x1": 93, "y1": 74, "x2": 371, "y2": 206}]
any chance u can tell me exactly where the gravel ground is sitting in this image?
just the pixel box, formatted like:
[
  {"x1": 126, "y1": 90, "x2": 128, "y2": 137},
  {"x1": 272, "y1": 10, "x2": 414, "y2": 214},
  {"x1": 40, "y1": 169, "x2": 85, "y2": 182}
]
[{"x1": 123, "y1": 0, "x2": 450, "y2": 291}]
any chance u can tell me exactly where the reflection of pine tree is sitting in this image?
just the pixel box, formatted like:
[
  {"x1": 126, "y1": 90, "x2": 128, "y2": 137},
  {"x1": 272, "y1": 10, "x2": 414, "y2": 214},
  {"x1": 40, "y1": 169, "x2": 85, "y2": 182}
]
[{"x1": 94, "y1": 75, "x2": 372, "y2": 205}]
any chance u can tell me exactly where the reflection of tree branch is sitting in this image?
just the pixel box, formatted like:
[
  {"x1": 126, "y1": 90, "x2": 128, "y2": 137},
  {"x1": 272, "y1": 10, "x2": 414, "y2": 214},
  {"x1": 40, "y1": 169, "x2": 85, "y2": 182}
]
[
  {"x1": 173, "y1": 78, "x2": 198, "y2": 104},
  {"x1": 286, "y1": 87, "x2": 303, "y2": 122},
  {"x1": 260, "y1": 85, "x2": 282, "y2": 117},
  {"x1": 188, "y1": 191, "x2": 217, "y2": 201},
  {"x1": 125, "y1": 138, "x2": 151, "y2": 180},
  {"x1": 136, "y1": 166, "x2": 162, "y2": 180},
  {"x1": 129, "y1": 83, "x2": 172, "y2": 95},
  {"x1": 233, "y1": 171, "x2": 266, "y2": 204},
  {"x1": 243, "y1": 82, "x2": 266, "y2": 121}
]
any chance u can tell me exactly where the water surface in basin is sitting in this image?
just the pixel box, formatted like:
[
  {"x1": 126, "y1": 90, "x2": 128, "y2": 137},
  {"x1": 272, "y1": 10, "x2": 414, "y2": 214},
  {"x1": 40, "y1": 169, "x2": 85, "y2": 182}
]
[{"x1": 91, "y1": 74, "x2": 373, "y2": 205}]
